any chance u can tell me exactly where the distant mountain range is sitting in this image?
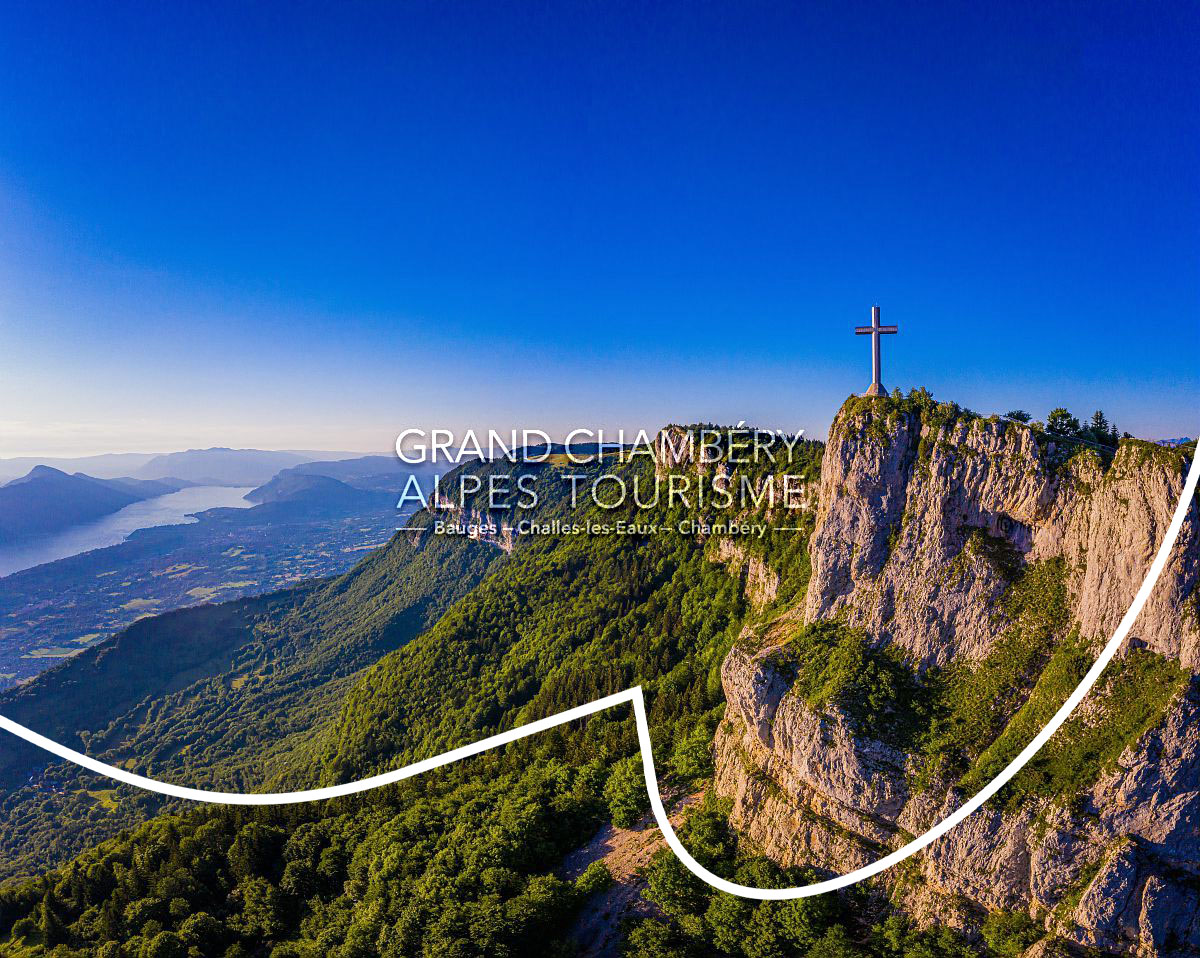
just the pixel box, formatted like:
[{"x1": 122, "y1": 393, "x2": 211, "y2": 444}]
[
  {"x1": 0, "y1": 452, "x2": 160, "y2": 482},
  {"x1": 131, "y1": 448, "x2": 363, "y2": 486},
  {"x1": 1157, "y1": 437, "x2": 1195, "y2": 448},
  {"x1": 244, "y1": 471, "x2": 394, "y2": 511},
  {"x1": 243, "y1": 455, "x2": 443, "y2": 514},
  {"x1": 274, "y1": 454, "x2": 443, "y2": 492},
  {"x1": 0, "y1": 467, "x2": 191, "y2": 543},
  {"x1": 0, "y1": 448, "x2": 368, "y2": 483}
]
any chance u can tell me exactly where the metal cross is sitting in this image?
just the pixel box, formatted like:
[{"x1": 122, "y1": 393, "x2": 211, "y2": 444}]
[{"x1": 855, "y1": 305, "x2": 898, "y2": 397}]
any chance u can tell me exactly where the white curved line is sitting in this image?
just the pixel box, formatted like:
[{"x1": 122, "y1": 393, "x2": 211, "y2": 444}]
[
  {"x1": 0, "y1": 690, "x2": 642, "y2": 806},
  {"x1": 0, "y1": 440, "x2": 1196, "y2": 899}
]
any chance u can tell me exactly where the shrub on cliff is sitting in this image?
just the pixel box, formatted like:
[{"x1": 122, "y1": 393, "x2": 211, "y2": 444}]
[{"x1": 980, "y1": 910, "x2": 1041, "y2": 956}]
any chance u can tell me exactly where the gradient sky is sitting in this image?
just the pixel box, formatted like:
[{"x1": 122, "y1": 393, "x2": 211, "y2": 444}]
[{"x1": 1, "y1": 0, "x2": 1196, "y2": 457}]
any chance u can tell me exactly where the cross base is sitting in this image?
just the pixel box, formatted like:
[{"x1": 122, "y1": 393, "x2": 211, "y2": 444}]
[{"x1": 863, "y1": 382, "x2": 886, "y2": 397}]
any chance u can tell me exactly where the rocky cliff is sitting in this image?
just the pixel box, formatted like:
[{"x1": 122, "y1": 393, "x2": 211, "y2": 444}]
[{"x1": 714, "y1": 395, "x2": 1200, "y2": 956}]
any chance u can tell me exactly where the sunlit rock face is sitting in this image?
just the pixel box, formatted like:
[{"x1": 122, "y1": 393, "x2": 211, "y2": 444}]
[{"x1": 715, "y1": 397, "x2": 1200, "y2": 955}]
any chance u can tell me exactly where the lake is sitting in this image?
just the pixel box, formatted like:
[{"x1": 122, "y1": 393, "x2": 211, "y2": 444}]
[{"x1": 0, "y1": 485, "x2": 255, "y2": 578}]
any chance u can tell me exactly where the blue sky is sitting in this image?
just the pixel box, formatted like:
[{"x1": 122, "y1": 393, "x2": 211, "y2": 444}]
[{"x1": 1, "y1": 0, "x2": 1196, "y2": 456}]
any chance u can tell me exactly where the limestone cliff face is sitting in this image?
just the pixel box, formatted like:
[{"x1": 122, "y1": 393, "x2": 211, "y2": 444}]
[
  {"x1": 805, "y1": 408, "x2": 1055, "y2": 666},
  {"x1": 714, "y1": 397, "x2": 1200, "y2": 955},
  {"x1": 804, "y1": 405, "x2": 1198, "y2": 668}
]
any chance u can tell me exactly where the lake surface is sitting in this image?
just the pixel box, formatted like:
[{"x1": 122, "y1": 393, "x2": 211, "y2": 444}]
[{"x1": 0, "y1": 486, "x2": 255, "y2": 578}]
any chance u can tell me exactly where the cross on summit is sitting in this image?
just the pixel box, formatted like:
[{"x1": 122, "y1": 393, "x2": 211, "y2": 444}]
[{"x1": 855, "y1": 305, "x2": 898, "y2": 397}]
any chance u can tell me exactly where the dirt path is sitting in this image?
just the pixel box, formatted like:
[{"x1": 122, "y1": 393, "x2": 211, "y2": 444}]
[{"x1": 561, "y1": 792, "x2": 703, "y2": 958}]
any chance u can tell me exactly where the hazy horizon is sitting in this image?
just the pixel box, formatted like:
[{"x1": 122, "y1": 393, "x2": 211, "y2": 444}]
[
  {"x1": 0, "y1": 446, "x2": 383, "y2": 464},
  {"x1": 2, "y1": 392, "x2": 1195, "y2": 465}
]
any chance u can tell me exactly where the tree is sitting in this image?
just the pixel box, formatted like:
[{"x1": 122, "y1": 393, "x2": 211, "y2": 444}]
[
  {"x1": 1004, "y1": 410, "x2": 1031, "y2": 423},
  {"x1": 141, "y1": 930, "x2": 188, "y2": 958},
  {"x1": 574, "y1": 861, "x2": 613, "y2": 898},
  {"x1": 178, "y1": 911, "x2": 226, "y2": 950},
  {"x1": 808, "y1": 924, "x2": 869, "y2": 958},
  {"x1": 229, "y1": 823, "x2": 286, "y2": 882},
  {"x1": 235, "y1": 877, "x2": 286, "y2": 940},
  {"x1": 124, "y1": 896, "x2": 166, "y2": 933},
  {"x1": 98, "y1": 899, "x2": 121, "y2": 940},
  {"x1": 668, "y1": 725, "x2": 714, "y2": 781},
  {"x1": 704, "y1": 892, "x2": 753, "y2": 953},
  {"x1": 1046, "y1": 408, "x2": 1081, "y2": 437},
  {"x1": 1087, "y1": 410, "x2": 1119, "y2": 447},
  {"x1": 624, "y1": 918, "x2": 693, "y2": 958},
  {"x1": 908, "y1": 387, "x2": 935, "y2": 412},
  {"x1": 10, "y1": 915, "x2": 36, "y2": 943},
  {"x1": 39, "y1": 890, "x2": 66, "y2": 948},
  {"x1": 603, "y1": 756, "x2": 649, "y2": 828},
  {"x1": 775, "y1": 895, "x2": 839, "y2": 952},
  {"x1": 742, "y1": 904, "x2": 788, "y2": 958}
]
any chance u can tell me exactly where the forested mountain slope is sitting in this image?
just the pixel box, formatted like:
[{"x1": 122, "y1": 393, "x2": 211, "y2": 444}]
[
  {"x1": 0, "y1": 491, "x2": 503, "y2": 881},
  {"x1": 0, "y1": 433, "x2": 835, "y2": 956},
  {"x1": 1, "y1": 400, "x2": 1192, "y2": 957}
]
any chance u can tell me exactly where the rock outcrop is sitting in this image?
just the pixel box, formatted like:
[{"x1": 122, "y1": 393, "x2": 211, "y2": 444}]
[
  {"x1": 714, "y1": 396, "x2": 1200, "y2": 955},
  {"x1": 712, "y1": 538, "x2": 781, "y2": 609}
]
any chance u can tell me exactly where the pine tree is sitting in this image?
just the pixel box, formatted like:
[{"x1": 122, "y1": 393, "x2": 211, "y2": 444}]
[
  {"x1": 99, "y1": 898, "x2": 121, "y2": 941},
  {"x1": 39, "y1": 889, "x2": 66, "y2": 947}
]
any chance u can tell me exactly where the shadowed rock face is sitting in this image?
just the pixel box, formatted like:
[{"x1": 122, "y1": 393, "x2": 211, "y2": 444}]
[
  {"x1": 715, "y1": 397, "x2": 1200, "y2": 956},
  {"x1": 713, "y1": 538, "x2": 781, "y2": 609}
]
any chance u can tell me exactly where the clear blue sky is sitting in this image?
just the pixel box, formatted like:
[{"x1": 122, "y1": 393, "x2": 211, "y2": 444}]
[{"x1": 1, "y1": 0, "x2": 1196, "y2": 456}]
